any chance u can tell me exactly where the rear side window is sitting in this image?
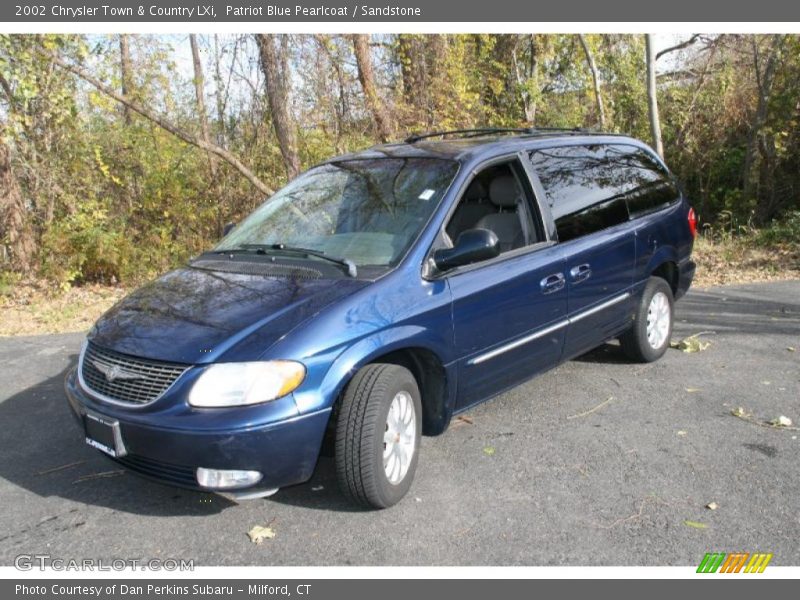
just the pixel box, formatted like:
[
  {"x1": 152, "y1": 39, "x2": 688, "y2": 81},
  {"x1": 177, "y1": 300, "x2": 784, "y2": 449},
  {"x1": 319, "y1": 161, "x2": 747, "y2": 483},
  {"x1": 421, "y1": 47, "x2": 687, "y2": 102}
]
[{"x1": 529, "y1": 144, "x2": 679, "y2": 242}]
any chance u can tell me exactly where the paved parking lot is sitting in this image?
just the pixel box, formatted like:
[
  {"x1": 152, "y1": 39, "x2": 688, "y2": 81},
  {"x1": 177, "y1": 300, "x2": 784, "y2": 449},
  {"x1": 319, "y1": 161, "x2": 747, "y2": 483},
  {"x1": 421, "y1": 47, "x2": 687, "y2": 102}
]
[{"x1": 1, "y1": 281, "x2": 798, "y2": 566}]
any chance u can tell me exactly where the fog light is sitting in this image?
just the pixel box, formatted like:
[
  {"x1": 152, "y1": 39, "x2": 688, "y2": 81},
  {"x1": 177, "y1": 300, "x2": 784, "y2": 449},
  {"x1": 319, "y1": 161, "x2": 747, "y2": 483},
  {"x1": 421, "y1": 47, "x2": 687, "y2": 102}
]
[{"x1": 196, "y1": 467, "x2": 262, "y2": 489}]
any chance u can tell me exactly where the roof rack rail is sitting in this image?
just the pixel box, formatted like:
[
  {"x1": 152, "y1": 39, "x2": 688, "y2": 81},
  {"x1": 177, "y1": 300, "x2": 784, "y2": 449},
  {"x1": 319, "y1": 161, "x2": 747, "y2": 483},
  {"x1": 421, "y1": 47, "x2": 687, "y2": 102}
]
[{"x1": 404, "y1": 126, "x2": 593, "y2": 144}]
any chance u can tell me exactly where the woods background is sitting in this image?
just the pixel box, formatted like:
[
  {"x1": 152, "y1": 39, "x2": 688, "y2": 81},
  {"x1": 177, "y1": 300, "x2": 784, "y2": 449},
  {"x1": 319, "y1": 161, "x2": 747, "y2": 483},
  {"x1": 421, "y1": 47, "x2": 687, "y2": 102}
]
[{"x1": 0, "y1": 33, "x2": 799, "y2": 292}]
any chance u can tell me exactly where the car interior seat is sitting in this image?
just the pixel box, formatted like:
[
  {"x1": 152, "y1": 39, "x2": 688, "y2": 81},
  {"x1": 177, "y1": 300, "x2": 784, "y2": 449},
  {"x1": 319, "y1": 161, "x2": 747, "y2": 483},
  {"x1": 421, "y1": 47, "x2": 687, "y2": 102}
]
[
  {"x1": 473, "y1": 175, "x2": 525, "y2": 252},
  {"x1": 445, "y1": 180, "x2": 494, "y2": 242}
]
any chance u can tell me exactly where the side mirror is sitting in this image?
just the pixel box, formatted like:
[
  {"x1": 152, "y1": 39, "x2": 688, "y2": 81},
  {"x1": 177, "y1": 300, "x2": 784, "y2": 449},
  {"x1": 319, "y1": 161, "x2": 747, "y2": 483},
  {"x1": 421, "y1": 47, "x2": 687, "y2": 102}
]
[
  {"x1": 222, "y1": 222, "x2": 236, "y2": 237},
  {"x1": 433, "y1": 228, "x2": 499, "y2": 272}
]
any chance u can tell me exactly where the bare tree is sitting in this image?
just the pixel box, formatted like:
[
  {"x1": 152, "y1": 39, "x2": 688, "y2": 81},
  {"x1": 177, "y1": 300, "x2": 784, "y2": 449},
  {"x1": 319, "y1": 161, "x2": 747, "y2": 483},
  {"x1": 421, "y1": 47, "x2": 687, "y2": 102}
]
[
  {"x1": 578, "y1": 34, "x2": 606, "y2": 129},
  {"x1": 397, "y1": 34, "x2": 430, "y2": 125},
  {"x1": 656, "y1": 34, "x2": 701, "y2": 60},
  {"x1": 119, "y1": 34, "x2": 133, "y2": 124},
  {"x1": 351, "y1": 34, "x2": 393, "y2": 143},
  {"x1": 212, "y1": 35, "x2": 228, "y2": 149},
  {"x1": 255, "y1": 34, "x2": 300, "y2": 179},
  {"x1": 190, "y1": 35, "x2": 217, "y2": 179},
  {"x1": 314, "y1": 35, "x2": 350, "y2": 149},
  {"x1": 512, "y1": 35, "x2": 539, "y2": 124},
  {"x1": 41, "y1": 48, "x2": 274, "y2": 196},
  {"x1": 645, "y1": 34, "x2": 664, "y2": 158},
  {"x1": 743, "y1": 34, "x2": 786, "y2": 222},
  {"x1": 0, "y1": 128, "x2": 34, "y2": 272}
]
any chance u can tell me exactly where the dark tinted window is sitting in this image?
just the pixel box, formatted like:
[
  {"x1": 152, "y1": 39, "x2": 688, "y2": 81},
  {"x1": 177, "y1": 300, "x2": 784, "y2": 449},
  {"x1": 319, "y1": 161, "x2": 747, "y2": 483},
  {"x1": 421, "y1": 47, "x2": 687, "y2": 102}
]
[{"x1": 529, "y1": 144, "x2": 679, "y2": 242}]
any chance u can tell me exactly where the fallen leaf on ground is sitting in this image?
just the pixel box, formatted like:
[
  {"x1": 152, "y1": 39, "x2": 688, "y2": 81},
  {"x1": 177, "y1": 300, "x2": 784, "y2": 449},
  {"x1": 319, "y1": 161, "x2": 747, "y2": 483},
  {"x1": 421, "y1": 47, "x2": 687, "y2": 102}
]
[
  {"x1": 670, "y1": 333, "x2": 713, "y2": 353},
  {"x1": 683, "y1": 520, "x2": 709, "y2": 529},
  {"x1": 732, "y1": 407, "x2": 800, "y2": 431},
  {"x1": 787, "y1": 347, "x2": 796, "y2": 352},
  {"x1": 706, "y1": 502, "x2": 719, "y2": 510},
  {"x1": 567, "y1": 396, "x2": 613, "y2": 420},
  {"x1": 685, "y1": 388, "x2": 702, "y2": 393},
  {"x1": 452, "y1": 415, "x2": 474, "y2": 428},
  {"x1": 247, "y1": 524, "x2": 276, "y2": 544},
  {"x1": 483, "y1": 446, "x2": 496, "y2": 456}
]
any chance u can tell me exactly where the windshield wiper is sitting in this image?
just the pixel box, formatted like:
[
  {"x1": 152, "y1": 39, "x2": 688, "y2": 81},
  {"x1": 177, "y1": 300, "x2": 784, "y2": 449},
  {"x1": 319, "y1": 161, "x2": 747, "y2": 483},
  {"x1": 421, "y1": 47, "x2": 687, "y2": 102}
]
[{"x1": 233, "y1": 243, "x2": 358, "y2": 278}]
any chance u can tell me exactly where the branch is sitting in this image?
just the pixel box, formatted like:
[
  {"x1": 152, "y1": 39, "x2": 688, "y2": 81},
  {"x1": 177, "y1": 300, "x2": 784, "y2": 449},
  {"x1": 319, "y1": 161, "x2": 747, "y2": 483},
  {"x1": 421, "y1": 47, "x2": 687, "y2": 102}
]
[
  {"x1": 656, "y1": 34, "x2": 701, "y2": 60},
  {"x1": 0, "y1": 71, "x2": 14, "y2": 104},
  {"x1": 38, "y1": 48, "x2": 274, "y2": 197}
]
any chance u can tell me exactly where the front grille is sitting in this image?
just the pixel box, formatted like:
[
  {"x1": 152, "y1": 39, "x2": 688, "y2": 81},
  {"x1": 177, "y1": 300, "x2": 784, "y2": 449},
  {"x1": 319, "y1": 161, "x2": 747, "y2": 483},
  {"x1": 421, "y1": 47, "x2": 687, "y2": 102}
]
[
  {"x1": 80, "y1": 342, "x2": 189, "y2": 405},
  {"x1": 113, "y1": 454, "x2": 198, "y2": 488}
]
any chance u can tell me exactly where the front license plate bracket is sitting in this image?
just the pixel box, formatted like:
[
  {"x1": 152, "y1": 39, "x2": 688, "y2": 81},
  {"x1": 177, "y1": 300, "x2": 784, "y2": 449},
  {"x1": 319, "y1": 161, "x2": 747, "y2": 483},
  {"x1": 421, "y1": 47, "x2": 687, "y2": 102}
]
[{"x1": 84, "y1": 412, "x2": 127, "y2": 458}]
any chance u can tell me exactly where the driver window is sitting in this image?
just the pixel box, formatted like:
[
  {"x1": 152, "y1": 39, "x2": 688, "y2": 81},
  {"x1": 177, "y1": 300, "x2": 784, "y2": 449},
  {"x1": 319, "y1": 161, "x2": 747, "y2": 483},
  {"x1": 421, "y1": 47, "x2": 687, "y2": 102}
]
[{"x1": 444, "y1": 161, "x2": 542, "y2": 253}]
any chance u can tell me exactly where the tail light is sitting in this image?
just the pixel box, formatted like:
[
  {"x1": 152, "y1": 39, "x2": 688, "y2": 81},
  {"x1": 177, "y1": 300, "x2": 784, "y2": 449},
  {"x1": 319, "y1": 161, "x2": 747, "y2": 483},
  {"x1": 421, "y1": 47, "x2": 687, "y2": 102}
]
[{"x1": 687, "y1": 207, "x2": 698, "y2": 238}]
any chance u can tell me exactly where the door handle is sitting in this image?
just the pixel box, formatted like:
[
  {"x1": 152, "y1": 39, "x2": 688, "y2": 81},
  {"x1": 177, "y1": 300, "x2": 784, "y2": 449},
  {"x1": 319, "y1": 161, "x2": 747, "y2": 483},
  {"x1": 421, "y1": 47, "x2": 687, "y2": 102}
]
[
  {"x1": 569, "y1": 263, "x2": 592, "y2": 283},
  {"x1": 540, "y1": 273, "x2": 565, "y2": 294}
]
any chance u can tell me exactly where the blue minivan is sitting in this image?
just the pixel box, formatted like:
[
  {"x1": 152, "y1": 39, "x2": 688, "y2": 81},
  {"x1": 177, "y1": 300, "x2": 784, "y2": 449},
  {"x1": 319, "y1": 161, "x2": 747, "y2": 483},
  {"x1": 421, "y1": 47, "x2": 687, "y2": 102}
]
[{"x1": 65, "y1": 128, "x2": 696, "y2": 508}]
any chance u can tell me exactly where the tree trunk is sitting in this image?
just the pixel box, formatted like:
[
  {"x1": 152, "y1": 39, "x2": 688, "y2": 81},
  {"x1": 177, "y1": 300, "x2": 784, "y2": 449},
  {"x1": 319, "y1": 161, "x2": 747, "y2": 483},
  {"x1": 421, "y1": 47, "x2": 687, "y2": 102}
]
[
  {"x1": 351, "y1": 34, "x2": 393, "y2": 143},
  {"x1": 512, "y1": 35, "x2": 539, "y2": 125},
  {"x1": 397, "y1": 35, "x2": 418, "y2": 101},
  {"x1": 314, "y1": 35, "x2": 349, "y2": 151},
  {"x1": 255, "y1": 34, "x2": 301, "y2": 179},
  {"x1": 397, "y1": 35, "x2": 429, "y2": 125},
  {"x1": 578, "y1": 34, "x2": 606, "y2": 129},
  {"x1": 190, "y1": 34, "x2": 218, "y2": 178},
  {"x1": 41, "y1": 48, "x2": 274, "y2": 197},
  {"x1": 743, "y1": 35, "x2": 786, "y2": 223},
  {"x1": 0, "y1": 132, "x2": 34, "y2": 273},
  {"x1": 645, "y1": 34, "x2": 664, "y2": 158},
  {"x1": 212, "y1": 34, "x2": 228, "y2": 149},
  {"x1": 119, "y1": 34, "x2": 133, "y2": 124}
]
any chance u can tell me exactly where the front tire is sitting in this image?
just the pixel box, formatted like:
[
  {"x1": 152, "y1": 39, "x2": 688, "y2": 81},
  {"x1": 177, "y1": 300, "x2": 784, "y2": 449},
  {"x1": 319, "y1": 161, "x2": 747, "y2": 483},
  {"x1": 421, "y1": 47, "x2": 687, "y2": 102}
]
[
  {"x1": 619, "y1": 277, "x2": 674, "y2": 363},
  {"x1": 335, "y1": 363, "x2": 422, "y2": 509}
]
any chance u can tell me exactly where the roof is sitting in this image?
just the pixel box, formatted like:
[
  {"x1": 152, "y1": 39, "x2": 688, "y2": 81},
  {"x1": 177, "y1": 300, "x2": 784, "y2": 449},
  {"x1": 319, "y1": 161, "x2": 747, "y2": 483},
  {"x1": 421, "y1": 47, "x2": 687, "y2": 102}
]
[{"x1": 321, "y1": 131, "x2": 653, "y2": 168}]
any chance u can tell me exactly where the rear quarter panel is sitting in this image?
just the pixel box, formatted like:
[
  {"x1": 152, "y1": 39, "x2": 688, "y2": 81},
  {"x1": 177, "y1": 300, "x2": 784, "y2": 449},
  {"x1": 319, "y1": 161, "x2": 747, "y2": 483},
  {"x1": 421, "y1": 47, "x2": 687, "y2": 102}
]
[{"x1": 633, "y1": 197, "x2": 694, "y2": 289}]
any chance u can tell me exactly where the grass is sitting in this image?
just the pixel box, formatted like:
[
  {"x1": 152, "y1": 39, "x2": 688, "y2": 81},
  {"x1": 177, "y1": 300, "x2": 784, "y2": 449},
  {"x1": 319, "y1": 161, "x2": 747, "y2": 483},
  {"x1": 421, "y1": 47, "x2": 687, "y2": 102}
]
[
  {"x1": 1, "y1": 229, "x2": 799, "y2": 337},
  {"x1": 0, "y1": 279, "x2": 128, "y2": 336},
  {"x1": 693, "y1": 233, "x2": 800, "y2": 288}
]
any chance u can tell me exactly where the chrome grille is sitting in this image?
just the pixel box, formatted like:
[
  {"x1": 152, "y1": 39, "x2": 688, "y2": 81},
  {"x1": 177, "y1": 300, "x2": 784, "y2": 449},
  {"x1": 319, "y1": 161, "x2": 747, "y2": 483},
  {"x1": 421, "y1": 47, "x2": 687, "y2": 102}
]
[{"x1": 80, "y1": 342, "x2": 189, "y2": 405}]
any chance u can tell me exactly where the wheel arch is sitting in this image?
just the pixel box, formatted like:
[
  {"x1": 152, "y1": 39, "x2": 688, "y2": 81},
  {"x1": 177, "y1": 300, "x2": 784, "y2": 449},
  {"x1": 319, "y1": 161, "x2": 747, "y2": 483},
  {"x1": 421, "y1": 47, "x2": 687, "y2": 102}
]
[
  {"x1": 320, "y1": 329, "x2": 456, "y2": 437},
  {"x1": 651, "y1": 261, "x2": 679, "y2": 296},
  {"x1": 645, "y1": 246, "x2": 680, "y2": 296}
]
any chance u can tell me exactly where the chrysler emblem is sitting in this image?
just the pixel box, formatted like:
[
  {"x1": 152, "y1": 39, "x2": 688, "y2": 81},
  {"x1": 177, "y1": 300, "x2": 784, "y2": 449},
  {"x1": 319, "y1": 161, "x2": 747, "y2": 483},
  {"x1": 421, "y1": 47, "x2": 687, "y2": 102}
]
[{"x1": 92, "y1": 360, "x2": 142, "y2": 382}]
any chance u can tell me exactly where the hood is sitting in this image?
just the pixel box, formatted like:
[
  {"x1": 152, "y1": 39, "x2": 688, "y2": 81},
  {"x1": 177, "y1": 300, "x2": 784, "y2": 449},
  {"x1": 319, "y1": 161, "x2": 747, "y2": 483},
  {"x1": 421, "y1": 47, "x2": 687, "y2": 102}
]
[{"x1": 89, "y1": 265, "x2": 370, "y2": 364}]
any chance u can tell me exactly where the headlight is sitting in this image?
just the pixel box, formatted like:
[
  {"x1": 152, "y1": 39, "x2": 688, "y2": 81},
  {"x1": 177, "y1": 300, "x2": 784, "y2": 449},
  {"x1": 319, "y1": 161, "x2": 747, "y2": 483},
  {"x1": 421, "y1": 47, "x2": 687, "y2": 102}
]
[{"x1": 188, "y1": 361, "x2": 306, "y2": 408}]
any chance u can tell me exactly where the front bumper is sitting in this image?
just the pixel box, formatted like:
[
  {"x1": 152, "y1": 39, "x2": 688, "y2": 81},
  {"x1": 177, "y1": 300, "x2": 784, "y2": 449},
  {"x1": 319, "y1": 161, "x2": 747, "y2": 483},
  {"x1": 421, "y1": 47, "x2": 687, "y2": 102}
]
[{"x1": 64, "y1": 367, "x2": 330, "y2": 493}]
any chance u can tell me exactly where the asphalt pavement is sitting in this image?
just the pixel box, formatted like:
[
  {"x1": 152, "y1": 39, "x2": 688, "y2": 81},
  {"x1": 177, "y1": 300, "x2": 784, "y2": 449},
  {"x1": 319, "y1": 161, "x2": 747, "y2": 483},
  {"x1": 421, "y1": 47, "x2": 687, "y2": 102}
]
[{"x1": 0, "y1": 281, "x2": 798, "y2": 566}]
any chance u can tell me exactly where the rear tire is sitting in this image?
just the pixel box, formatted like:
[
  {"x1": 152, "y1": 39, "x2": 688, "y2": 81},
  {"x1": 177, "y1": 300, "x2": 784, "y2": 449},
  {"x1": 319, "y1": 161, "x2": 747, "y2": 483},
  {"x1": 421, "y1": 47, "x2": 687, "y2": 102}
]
[
  {"x1": 335, "y1": 363, "x2": 421, "y2": 509},
  {"x1": 619, "y1": 277, "x2": 674, "y2": 363}
]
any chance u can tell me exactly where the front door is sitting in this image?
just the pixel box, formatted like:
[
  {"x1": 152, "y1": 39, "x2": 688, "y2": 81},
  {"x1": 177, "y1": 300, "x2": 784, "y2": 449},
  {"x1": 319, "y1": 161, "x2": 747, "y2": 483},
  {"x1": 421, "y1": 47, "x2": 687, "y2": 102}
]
[
  {"x1": 437, "y1": 156, "x2": 568, "y2": 409},
  {"x1": 449, "y1": 245, "x2": 568, "y2": 408}
]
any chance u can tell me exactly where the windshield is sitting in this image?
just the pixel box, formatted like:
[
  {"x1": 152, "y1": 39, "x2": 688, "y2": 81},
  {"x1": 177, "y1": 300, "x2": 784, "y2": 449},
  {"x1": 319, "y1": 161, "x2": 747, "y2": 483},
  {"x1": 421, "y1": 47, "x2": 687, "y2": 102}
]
[{"x1": 215, "y1": 158, "x2": 459, "y2": 267}]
